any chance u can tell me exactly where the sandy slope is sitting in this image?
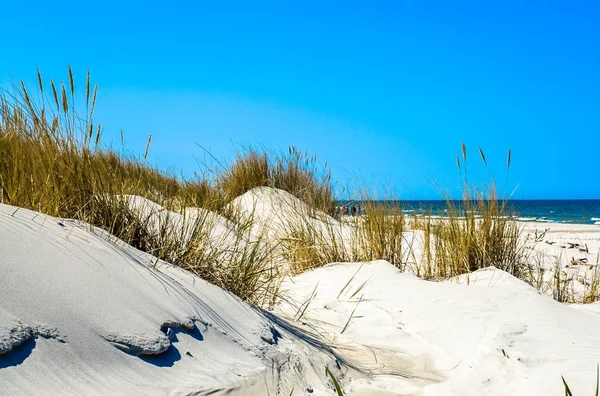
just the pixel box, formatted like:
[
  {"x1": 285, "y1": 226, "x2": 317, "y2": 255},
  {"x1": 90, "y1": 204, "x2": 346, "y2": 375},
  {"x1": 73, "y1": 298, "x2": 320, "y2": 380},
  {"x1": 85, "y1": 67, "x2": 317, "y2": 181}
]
[
  {"x1": 276, "y1": 261, "x2": 600, "y2": 396},
  {"x1": 0, "y1": 203, "x2": 336, "y2": 396},
  {"x1": 229, "y1": 187, "x2": 354, "y2": 244},
  {"x1": 122, "y1": 194, "x2": 243, "y2": 247},
  {"x1": 3, "y1": 189, "x2": 600, "y2": 395}
]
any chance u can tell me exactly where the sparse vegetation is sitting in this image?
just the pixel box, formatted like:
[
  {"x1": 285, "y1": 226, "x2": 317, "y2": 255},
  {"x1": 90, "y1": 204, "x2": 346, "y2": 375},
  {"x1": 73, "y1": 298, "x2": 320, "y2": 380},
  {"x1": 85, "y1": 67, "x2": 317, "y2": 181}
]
[
  {"x1": 412, "y1": 144, "x2": 526, "y2": 279},
  {"x1": 355, "y1": 198, "x2": 406, "y2": 267},
  {"x1": 280, "y1": 192, "x2": 407, "y2": 275},
  {"x1": 217, "y1": 146, "x2": 337, "y2": 216},
  {"x1": 0, "y1": 69, "x2": 278, "y2": 304},
  {"x1": 280, "y1": 200, "x2": 353, "y2": 275},
  {"x1": 2, "y1": 69, "x2": 597, "y2": 308}
]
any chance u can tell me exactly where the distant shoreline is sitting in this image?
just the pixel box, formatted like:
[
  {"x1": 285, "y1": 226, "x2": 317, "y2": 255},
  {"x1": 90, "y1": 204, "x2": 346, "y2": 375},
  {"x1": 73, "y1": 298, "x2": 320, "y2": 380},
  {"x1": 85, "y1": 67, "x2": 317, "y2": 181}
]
[{"x1": 335, "y1": 199, "x2": 600, "y2": 225}]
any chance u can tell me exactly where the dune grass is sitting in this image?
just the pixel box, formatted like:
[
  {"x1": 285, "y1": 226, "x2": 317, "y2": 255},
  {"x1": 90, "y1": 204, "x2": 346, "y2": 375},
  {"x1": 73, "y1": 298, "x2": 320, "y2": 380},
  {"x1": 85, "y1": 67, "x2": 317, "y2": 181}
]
[
  {"x1": 3, "y1": 69, "x2": 597, "y2": 307},
  {"x1": 355, "y1": 198, "x2": 406, "y2": 267},
  {"x1": 217, "y1": 146, "x2": 337, "y2": 217},
  {"x1": 0, "y1": 69, "x2": 279, "y2": 304},
  {"x1": 279, "y1": 192, "x2": 407, "y2": 275},
  {"x1": 281, "y1": 213, "x2": 352, "y2": 275},
  {"x1": 411, "y1": 144, "x2": 526, "y2": 279}
]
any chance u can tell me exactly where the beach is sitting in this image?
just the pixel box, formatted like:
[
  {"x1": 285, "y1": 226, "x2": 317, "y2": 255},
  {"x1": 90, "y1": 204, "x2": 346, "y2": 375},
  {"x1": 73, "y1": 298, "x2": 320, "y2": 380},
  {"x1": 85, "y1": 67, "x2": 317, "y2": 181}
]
[
  {"x1": 2, "y1": 3, "x2": 598, "y2": 392},
  {"x1": 2, "y1": 188, "x2": 600, "y2": 395}
]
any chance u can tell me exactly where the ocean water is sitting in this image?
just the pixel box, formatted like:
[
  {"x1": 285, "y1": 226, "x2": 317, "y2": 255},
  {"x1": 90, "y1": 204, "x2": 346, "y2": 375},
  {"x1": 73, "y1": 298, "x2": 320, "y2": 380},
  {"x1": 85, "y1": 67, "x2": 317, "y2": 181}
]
[{"x1": 340, "y1": 200, "x2": 600, "y2": 225}]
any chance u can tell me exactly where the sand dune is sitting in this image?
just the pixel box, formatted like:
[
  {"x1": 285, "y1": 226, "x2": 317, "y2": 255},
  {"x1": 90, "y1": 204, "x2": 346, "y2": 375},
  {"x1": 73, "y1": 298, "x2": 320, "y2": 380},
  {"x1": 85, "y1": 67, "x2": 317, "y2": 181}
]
[
  {"x1": 0, "y1": 203, "x2": 332, "y2": 395},
  {"x1": 276, "y1": 261, "x2": 600, "y2": 395},
  {"x1": 2, "y1": 189, "x2": 600, "y2": 395}
]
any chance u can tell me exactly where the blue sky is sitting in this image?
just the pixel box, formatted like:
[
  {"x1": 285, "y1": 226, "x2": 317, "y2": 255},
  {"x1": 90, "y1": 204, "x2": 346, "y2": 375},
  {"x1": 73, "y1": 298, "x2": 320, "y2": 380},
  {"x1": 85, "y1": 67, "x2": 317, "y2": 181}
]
[{"x1": 1, "y1": 1, "x2": 598, "y2": 199}]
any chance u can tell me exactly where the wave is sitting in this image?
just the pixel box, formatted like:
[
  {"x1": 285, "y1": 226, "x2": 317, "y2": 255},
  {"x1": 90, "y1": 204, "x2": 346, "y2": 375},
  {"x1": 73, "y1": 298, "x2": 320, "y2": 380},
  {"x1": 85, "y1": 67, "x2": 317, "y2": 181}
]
[
  {"x1": 592, "y1": 217, "x2": 600, "y2": 221},
  {"x1": 515, "y1": 216, "x2": 554, "y2": 223}
]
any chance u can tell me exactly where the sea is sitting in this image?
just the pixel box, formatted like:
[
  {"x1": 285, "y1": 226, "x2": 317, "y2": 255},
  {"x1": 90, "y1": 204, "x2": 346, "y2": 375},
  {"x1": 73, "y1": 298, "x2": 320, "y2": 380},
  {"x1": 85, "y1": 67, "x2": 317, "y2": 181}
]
[{"x1": 339, "y1": 200, "x2": 600, "y2": 225}]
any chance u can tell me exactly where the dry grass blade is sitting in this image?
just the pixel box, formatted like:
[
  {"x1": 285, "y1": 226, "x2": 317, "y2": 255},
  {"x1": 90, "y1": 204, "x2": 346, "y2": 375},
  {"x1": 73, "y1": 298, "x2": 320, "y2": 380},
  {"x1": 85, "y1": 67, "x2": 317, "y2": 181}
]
[
  {"x1": 478, "y1": 146, "x2": 487, "y2": 167},
  {"x1": 560, "y1": 363, "x2": 599, "y2": 396},
  {"x1": 68, "y1": 65, "x2": 75, "y2": 97},
  {"x1": 337, "y1": 264, "x2": 364, "y2": 299},
  {"x1": 294, "y1": 282, "x2": 319, "y2": 322},
  {"x1": 348, "y1": 279, "x2": 369, "y2": 300},
  {"x1": 341, "y1": 293, "x2": 363, "y2": 334},
  {"x1": 61, "y1": 82, "x2": 68, "y2": 113},
  {"x1": 91, "y1": 85, "x2": 98, "y2": 115},
  {"x1": 50, "y1": 78, "x2": 59, "y2": 111},
  {"x1": 37, "y1": 69, "x2": 44, "y2": 94},
  {"x1": 86, "y1": 70, "x2": 91, "y2": 106},
  {"x1": 144, "y1": 133, "x2": 152, "y2": 160},
  {"x1": 562, "y1": 375, "x2": 574, "y2": 396}
]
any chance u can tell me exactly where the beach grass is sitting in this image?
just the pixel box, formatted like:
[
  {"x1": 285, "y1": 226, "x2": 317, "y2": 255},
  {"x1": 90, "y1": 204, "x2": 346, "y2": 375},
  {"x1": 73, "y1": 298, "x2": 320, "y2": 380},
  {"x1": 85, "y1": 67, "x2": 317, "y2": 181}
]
[
  {"x1": 2, "y1": 69, "x2": 597, "y2": 307},
  {"x1": 217, "y1": 145, "x2": 337, "y2": 217},
  {"x1": 411, "y1": 144, "x2": 526, "y2": 279},
  {"x1": 355, "y1": 197, "x2": 406, "y2": 267},
  {"x1": 0, "y1": 69, "x2": 281, "y2": 304}
]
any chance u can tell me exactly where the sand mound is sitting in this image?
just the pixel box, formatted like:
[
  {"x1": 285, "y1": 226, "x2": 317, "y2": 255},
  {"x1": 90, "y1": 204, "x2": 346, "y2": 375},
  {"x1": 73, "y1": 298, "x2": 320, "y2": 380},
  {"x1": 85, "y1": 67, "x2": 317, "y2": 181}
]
[
  {"x1": 121, "y1": 195, "x2": 242, "y2": 246},
  {"x1": 5, "y1": 191, "x2": 600, "y2": 395},
  {"x1": 0, "y1": 203, "x2": 332, "y2": 395},
  {"x1": 276, "y1": 260, "x2": 600, "y2": 395},
  {"x1": 229, "y1": 187, "x2": 354, "y2": 248}
]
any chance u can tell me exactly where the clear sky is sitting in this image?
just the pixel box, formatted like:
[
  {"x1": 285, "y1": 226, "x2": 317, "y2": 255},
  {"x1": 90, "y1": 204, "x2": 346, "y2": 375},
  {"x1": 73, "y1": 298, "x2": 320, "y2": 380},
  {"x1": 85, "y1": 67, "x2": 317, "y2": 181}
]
[{"x1": 1, "y1": 1, "x2": 598, "y2": 199}]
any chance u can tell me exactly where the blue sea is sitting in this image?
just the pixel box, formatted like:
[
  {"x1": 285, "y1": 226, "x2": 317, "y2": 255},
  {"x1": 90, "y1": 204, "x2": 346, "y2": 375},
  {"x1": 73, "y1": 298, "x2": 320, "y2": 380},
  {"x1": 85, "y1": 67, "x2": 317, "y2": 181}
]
[{"x1": 341, "y1": 200, "x2": 600, "y2": 225}]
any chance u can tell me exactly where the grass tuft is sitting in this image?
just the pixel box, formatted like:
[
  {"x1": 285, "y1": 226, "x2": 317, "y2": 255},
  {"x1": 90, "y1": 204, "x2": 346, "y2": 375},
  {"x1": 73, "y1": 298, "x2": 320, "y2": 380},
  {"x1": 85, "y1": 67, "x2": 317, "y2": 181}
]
[
  {"x1": 0, "y1": 69, "x2": 277, "y2": 305},
  {"x1": 412, "y1": 146, "x2": 526, "y2": 279},
  {"x1": 217, "y1": 146, "x2": 337, "y2": 216}
]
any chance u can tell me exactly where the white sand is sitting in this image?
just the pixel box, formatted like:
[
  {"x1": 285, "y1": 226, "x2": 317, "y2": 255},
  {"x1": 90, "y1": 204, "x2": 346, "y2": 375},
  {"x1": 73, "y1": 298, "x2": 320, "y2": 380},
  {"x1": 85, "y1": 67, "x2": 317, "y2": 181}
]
[
  {"x1": 122, "y1": 194, "x2": 243, "y2": 247},
  {"x1": 2, "y1": 188, "x2": 600, "y2": 395},
  {"x1": 0, "y1": 203, "x2": 335, "y2": 395},
  {"x1": 229, "y1": 187, "x2": 354, "y2": 244},
  {"x1": 276, "y1": 261, "x2": 600, "y2": 395},
  {"x1": 520, "y1": 222, "x2": 600, "y2": 300}
]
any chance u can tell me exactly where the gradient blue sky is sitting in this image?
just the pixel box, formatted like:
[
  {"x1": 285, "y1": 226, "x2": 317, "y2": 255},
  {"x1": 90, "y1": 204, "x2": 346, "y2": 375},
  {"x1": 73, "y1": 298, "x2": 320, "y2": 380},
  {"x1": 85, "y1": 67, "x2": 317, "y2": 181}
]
[{"x1": 1, "y1": 1, "x2": 598, "y2": 199}]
